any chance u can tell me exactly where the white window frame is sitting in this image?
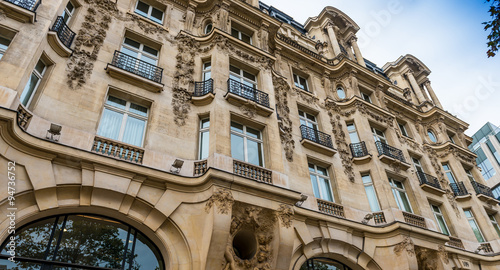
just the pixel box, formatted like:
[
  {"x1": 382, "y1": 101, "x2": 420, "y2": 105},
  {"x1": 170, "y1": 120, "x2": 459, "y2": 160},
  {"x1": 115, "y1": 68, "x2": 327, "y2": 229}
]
[
  {"x1": 465, "y1": 169, "x2": 476, "y2": 182},
  {"x1": 298, "y1": 110, "x2": 317, "y2": 130},
  {"x1": 97, "y1": 96, "x2": 149, "y2": 147},
  {"x1": 62, "y1": 1, "x2": 75, "y2": 24},
  {"x1": 431, "y1": 204, "x2": 450, "y2": 235},
  {"x1": 347, "y1": 123, "x2": 360, "y2": 144},
  {"x1": 229, "y1": 65, "x2": 257, "y2": 88},
  {"x1": 361, "y1": 92, "x2": 372, "y2": 103},
  {"x1": 231, "y1": 27, "x2": 252, "y2": 45},
  {"x1": 198, "y1": 118, "x2": 210, "y2": 159},
  {"x1": 362, "y1": 174, "x2": 380, "y2": 212},
  {"x1": 121, "y1": 37, "x2": 159, "y2": 66},
  {"x1": 398, "y1": 122, "x2": 409, "y2": 137},
  {"x1": 309, "y1": 163, "x2": 334, "y2": 202},
  {"x1": 442, "y1": 163, "x2": 457, "y2": 184},
  {"x1": 293, "y1": 73, "x2": 309, "y2": 91},
  {"x1": 371, "y1": 127, "x2": 387, "y2": 144},
  {"x1": 134, "y1": 0, "x2": 164, "y2": 24},
  {"x1": 20, "y1": 59, "x2": 47, "y2": 107},
  {"x1": 489, "y1": 214, "x2": 500, "y2": 238},
  {"x1": 202, "y1": 61, "x2": 211, "y2": 81},
  {"x1": 412, "y1": 157, "x2": 424, "y2": 174},
  {"x1": 230, "y1": 121, "x2": 264, "y2": 167},
  {"x1": 389, "y1": 178, "x2": 413, "y2": 213},
  {"x1": 464, "y1": 209, "x2": 486, "y2": 242}
]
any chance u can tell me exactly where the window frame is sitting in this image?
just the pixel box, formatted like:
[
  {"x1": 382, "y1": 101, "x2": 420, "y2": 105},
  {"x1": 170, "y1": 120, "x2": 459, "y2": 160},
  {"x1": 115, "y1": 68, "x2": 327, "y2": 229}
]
[
  {"x1": 229, "y1": 65, "x2": 257, "y2": 88},
  {"x1": 120, "y1": 37, "x2": 159, "y2": 66},
  {"x1": 412, "y1": 157, "x2": 425, "y2": 174},
  {"x1": 293, "y1": 73, "x2": 309, "y2": 92},
  {"x1": 309, "y1": 163, "x2": 335, "y2": 202},
  {"x1": 61, "y1": 0, "x2": 76, "y2": 24},
  {"x1": 489, "y1": 214, "x2": 500, "y2": 238},
  {"x1": 19, "y1": 59, "x2": 47, "y2": 107},
  {"x1": 361, "y1": 92, "x2": 372, "y2": 103},
  {"x1": 442, "y1": 163, "x2": 457, "y2": 184},
  {"x1": 298, "y1": 110, "x2": 318, "y2": 130},
  {"x1": 198, "y1": 118, "x2": 210, "y2": 159},
  {"x1": 398, "y1": 122, "x2": 410, "y2": 137},
  {"x1": 464, "y1": 209, "x2": 486, "y2": 242},
  {"x1": 204, "y1": 22, "x2": 213, "y2": 34},
  {"x1": 134, "y1": 0, "x2": 164, "y2": 25},
  {"x1": 231, "y1": 27, "x2": 253, "y2": 45},
  {"x1": 362, "y1": 174, "x2": 381, "y2": 212},
  {"x1": 430, "y1": 204, "x2": 450, "y2": 235},
  {"x1": 371, "y1": 127, "x2": 387, "y2": 144},
  {"x1": 230, "y1": 121, "x2": 264, "y2": 167},
  {"x1": 428, "y1": 130, "x2": 438, "y2": 143},
  {"x1": 347, "y1": 123, "x2": 360, "y2": 144},
  {"x1": 389, "y1": 178, "x2": 413, "y2": 213},
  {"x1": 202, "y1": 61, "x2": 211, "y2": 81}
]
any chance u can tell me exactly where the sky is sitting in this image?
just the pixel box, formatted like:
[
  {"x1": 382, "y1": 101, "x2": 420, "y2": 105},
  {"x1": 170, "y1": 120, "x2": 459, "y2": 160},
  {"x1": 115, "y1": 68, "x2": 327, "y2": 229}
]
[{"x1": 261, "y1": 0, "x2": 500, "y2": 135}]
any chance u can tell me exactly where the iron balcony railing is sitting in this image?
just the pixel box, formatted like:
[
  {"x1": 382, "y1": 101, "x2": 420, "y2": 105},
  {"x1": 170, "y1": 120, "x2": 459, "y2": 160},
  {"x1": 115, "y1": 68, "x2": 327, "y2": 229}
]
[
  {"x1": 375, "y1": 141, "x2": 406, "y2": 163},
  {"x1": 110, "y1": 50, "x2": 163, "y2": 84},
  {"x1": 300, "y1": 125, "x2": 334, "y2": 149},
  {"x1": 417, "y1": 171, "x2": 443, "y2": 190},
  {"x1": 471, "y1": 181, "x2": 496, "y2": 198},
  {"x1": 5, "y1": 0, "x2": 41, "y2": 11},
  {"x1": 193, "y1": 78, "x2": 213, "y2": 97},
  {"x1": 51, "y1": 16, "x2": 76, "y2": 49},
  {"x1": 350, "y1": 141, "x2": 369, "y2": 158},
  {"x1": 227, "y1": 79, "x2": 270, "y2": 108},
  {"x1": 450, "y1": 181, "x2": 468, "y2": 197}
]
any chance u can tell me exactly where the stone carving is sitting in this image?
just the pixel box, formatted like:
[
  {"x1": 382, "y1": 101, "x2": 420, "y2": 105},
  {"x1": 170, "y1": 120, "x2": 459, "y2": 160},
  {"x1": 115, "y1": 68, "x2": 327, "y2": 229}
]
[
  {"x1": 272, "y1": 73, "x2": 295, "y2": 162},
  {"x1": 276, "y1": 204, "x2": 293, "y2": 228},
  {"x1": 218, "y1": 2, "x2": 230, "y2": 32},
  {"x1": 393, "y1": 236, "x2": 415, "y2": 256},
  {"x1": 438, "y1": 245, "x2": 449, "y2": 264},
  {"x1": 0, "y1": 8, "x2": 6, "y2": 21},
  {"x1": 260, "y1": 23, "x2": 269, "y2": 52},
  {"x1": 126, "y1": 12, "x2": 168, "y2": 36},
  {"x1": 184, "y1": 5, "x2": 196, "y2": 32},
  {"x1": 205, "y1": 188, "x2": 234, "y2": 214},
  {"x1": 415, "y1": 246, "x2": 438, "y2": 270},
  {"x1": 239, "y1": 104, "x2": 257, "y2": 119}
]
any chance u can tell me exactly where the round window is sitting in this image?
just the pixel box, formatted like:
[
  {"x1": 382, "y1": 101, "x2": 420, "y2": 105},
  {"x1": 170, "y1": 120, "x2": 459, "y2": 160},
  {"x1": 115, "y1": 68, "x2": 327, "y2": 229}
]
[
  {"x1": 204, "y1": 23, "x2": 213, "y2": 34},
  {"x1": 336, "y1": 87, "x2": 346, "y2": 99},
  {"x1": 428, "y1": 130, "x2": 437, "y2": 143}
]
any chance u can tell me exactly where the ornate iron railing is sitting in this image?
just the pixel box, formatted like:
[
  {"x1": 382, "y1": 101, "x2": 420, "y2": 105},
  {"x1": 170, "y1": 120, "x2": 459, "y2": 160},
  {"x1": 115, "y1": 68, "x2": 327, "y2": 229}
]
[
  {"x1": 450, "y1": 182, "x2": 468, "y2": 197},
  {"x1": 50, "y1": 16, "x2": 76, "y2": 49},
  {"x1": 403, "y1": 212, "x2": 427, "y2": 229},
  {"x1": 350, "y1": 141, "x2": 369, "y2": 158},
  {"x1": 91, "y1": 136, "x2": 144, "y2": 164},
  {"x1": 447, "y1": 236, "x2": 465, "y2": 249},
  {"x1": 109, "y1": 50, "x2": 163, "y2": 83},
  {"x1": 373, "y1": 212, "x2": 386, "y2": 224},
  {"x1": 471, "y1": 181, "x2": 496, "y2": 198},
  {"x1": 300, "y1": 125, "x2": 334, "y2": 149},
  {"x1": 193, "y1": 78, "x2": 213, "y2": 97},
  {"x1": 5, "y1": 0, "x2": 41, "y2": 11},
  {"x1": 317, "y1": 199, "x2": 345, "y2": 218},
  {"x1": 417, "y1": 171, "x2": 443, "y2": 190},
  {"x1": 227, "y1": 79, "x2": 270, "y2": 108},
  {"x1": 375, "y1": 141, "x2": 406, "y2": 163},
  {"x1": 17, "y1": 105, "x2": 32, "y2": 130},
  {"x1": 233, "y1": 160, "x2": 272, "y2": 184},
  {"x1": 194, "y1": 160, "x2": 208, "y2": 175}
]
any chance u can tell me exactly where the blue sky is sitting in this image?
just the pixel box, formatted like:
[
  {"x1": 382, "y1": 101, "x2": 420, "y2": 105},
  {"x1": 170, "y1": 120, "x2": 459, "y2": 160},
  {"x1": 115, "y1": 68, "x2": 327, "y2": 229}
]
[{"x1": 261, "y1": 0, "x2": 500, "y2": 134}]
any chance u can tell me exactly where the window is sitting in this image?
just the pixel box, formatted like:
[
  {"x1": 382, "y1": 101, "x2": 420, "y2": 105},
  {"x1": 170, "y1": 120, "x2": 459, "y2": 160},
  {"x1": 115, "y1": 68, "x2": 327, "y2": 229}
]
[
  {"x1": 361, "y1": 92, "x2": 372, "y2": 103},
  {"x1": 430, "y1": 204, "x2": 450, "y2": 235},
  {"x1": 476, "y1": 148, "x2": 496, "y2": 180},
  {"x1": 442, "y1": 163, "x2": 457, "y2": 184},
  {"x1": 0, "y1": 35, "x2": 11, "y2": 61},
  {"x1": 398, "y1": 122, "x2": 409, "y2": 137},
  {"x1": 309, "y1": 163, "x2": 334, "y2": 202},
  {"x1": 362, "y1": 174, "x2": 380, "y2": 212},
  {"x1": 489, "y1": 214, "x2": 500, "y2": 237},
  {"x1": 293, "y1": 73, "x2": 309, "y2": 91},
  {"x1": 199, "y1": 118, "x2": 210, "y2": 159},
  {"x1": 389, "y1": 178, "x2": 413, "y2": 213},
  {"x1": 231, "y1": 27, "x2": 252, "y2": 44},
  {"x1": 448, "y1": 133, "x2": 456, "y2": 143},
  {"x1": 121, "y1": 37, "x2": 158, "y2": 66},
  {"x1": 428, "y1": 130, "x2": 438, "y2": 143},
  {"x1": 204, "y1": 22, "x2": 213, "y2": 34},
  {"x1": 347, "y1": 123, "x2": 360, "y2": 144},
  {"x1": 135, "y1": 0, "x2": 164, "y2": 24},
  {"x1": 299, "y1": 110, "x2": 317, "y2": 130},
  {"x1": 371, "y1": 127, "x2": 387, "y2": 144},
  {"x1": 0, "y1": 214, "x2": 165, "y2": 270},
  {"x1": 229, "y1": 65, "x2": 256, "y2": 88},
  {"x1": 412, "y1": 157, "x2": 424, "y2": 174},
  {"x1": 61, "y1": 1, "x2": 75, "y2": 23},
  {"x1": 464, "y1": 209, "x2": 485, "y2": 242},
  {"x1": 97, "y1": 95, "x2": 148, "y2": 147},
  {"x1": 465, "y1": 169, "x2": 476, "y2": 182},
  {"x1": 336, "y1": 86, "x2": 346, "y2": 99},
  {"x1": 202, "y1": 61, "x2": 211, "y2": 80},
  {"x1": 493, "y1": 185, "x2": 500, "y2": 200},
  {"x1": 230, "y1": 121, "x2": 263, "y2": 166},
  {"x1": 19, "y1": 58, "x2": 47, "y2": 107},
  {"x1": 300, "y1": 258, "x2": 352, "y2": 270}
]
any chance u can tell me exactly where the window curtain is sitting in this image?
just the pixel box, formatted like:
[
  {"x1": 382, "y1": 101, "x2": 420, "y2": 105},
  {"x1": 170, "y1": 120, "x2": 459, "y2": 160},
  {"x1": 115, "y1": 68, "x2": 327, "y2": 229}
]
[
  {"x1": 97, "y1": 109, "x2": 122, "y2": 141},
  {"x1": 122, "y1": 116, "x2": 145, "y2": 146}
]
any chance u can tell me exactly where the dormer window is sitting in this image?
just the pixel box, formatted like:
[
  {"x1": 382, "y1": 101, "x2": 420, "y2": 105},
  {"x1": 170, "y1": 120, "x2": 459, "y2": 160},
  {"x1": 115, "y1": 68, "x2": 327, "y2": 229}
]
[{"x1": 135, "y1": 0, "x2": 164, "y2": 24}]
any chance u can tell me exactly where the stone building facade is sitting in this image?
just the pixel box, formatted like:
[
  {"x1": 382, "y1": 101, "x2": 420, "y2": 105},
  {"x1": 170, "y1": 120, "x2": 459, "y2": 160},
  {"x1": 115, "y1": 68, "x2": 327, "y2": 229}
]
[{"x1": 0, "y1": 0, "x2": 499, "y2": 269}]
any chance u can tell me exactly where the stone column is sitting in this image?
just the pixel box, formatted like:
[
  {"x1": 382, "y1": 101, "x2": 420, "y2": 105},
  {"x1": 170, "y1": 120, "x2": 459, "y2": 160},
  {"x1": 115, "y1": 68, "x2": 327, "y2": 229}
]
[
  {"x1": 184, "y1": 3, "x2": 196, "y2": 33},
  {"x1": 405, "y1": 70, "x2": 426, "y2": 104},
  {"x1": 350, "y1": 36, "x2": 366, "y2": 67},
  {"x1": 218, "y1": 1, "x2": 230, "y2": 32},
  {"x1": 260, "y1": 22, "x2": 269, "y2": 52},
  {"x1": 423, "y1": 80, "x2": 443, "y2": 108},
  {"x1": 325, "y1": 23, "x2": 342, "y2": 56}
]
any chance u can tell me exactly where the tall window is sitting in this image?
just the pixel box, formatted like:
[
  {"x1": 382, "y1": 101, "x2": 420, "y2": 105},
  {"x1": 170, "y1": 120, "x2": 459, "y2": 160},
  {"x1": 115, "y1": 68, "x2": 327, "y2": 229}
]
[
  {"x1": 412, "y1": 157, "x2": 424, "y2": 174},
  {"x1": 230, "y1": 121, "x2": 263, "y2": 166},
  {"x1": 489, "y1": 214, "x2": 500, "y2": 237},
  {"x1": 199, "y1": 118, "x2": 210, "y2": 159},
  {"x1": 97, "y1": 95, "x2": 148, "y2": 147},
  {"x1": 20, "y1": 59, "x2": 47, "y2": 107},
  {"x1": 362, "y1": 174, "x2": 380, "y2": 212},
  {"x1": 135, "y1": 0, "x2": 164, "y2": 24},
  {"x1": 121, "y1": 37, "x2": 158, "y2": 66},
  {"x1": 398, "y1": 122, "x2": 409, "y2": 137},
  {"x1": 389, "y1": 178, "x2": 413, "y2": 213},
  {"x1": 361, "y1": 92, "x2": 372, "y2": 103},
  {"x1": 442, "y1": 163, "x2": 457, "y2": 184},
  {"x1": 309, "y1": 163, "x2": 334, "y2": 202},
  {"x1": 347, "y1": 123, "x2": 360, "y2": 144},
  {"x1": 202, "y1": 62, "x2": 211, "y2": 80},
  {"x1": 229, "y1": 65, "x2": 256, "y2": 88},
  {"x1": 299, "y1": 110, "x2": 317, "y2": 130},
  {"x1": 61, "y1": 1, "x2": 75, "y2": 23},
  {"x1": 430, "y1": 204, "x2": 450, "y2": 235},
  {"x1": 371, "y1": 127, "x2": 387, "y2": 144},
  {"x1": 0, "y1": 35, "x2": 11, "y2": 60},
  {"x1": 465, "y1": 169, "x2": 476, "y2": 182},
  {"x1": 231, "y1": 27, "x2": 252, "y2": 44},
  {"x1": 476, "y1": 147, "x2": 496, "y2": 180},
  {"x1": 464, "y1": 209, "x2": 485, "y2": 242},
  {"x1": 293, "y1": 73, "x2": 309, "y2": 91}
]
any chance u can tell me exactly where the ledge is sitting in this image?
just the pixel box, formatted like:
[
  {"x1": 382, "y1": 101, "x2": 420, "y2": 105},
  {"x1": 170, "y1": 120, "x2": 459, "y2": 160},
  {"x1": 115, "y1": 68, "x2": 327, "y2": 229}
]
[
  {"x1": 378, "y1": 154, "x2": 411, "y2": 170},
  {"x1": 352, "y1": 155, "x2": 372, "y2": 165},
  {"x1": 300, "y1": 139, "x2": 337, "y2": 156},
  {"x1": 106, "y1": 64, "x2": 164, "y2": 93},
  {"x1": 47, "y1": 31, "x2": 73, "y2": 57},
  {"x1": 224, "y1": 92, "x2": 273, "y2": 117},
  {"x1": 0, "y1": 1, "x2": 36, "y2": 23},
  {"x1": 420, "y1": 184, "x2": 446, "y2": 196},
  {"x1": 455, "y1": 193, "x2": 472, "y2": 202},
  {"x1": 192, "y1": 92, "x2": 215, "y2": 106},
  {"x1": 477, "y1": 194, "x2": 500, "y2": 205}
]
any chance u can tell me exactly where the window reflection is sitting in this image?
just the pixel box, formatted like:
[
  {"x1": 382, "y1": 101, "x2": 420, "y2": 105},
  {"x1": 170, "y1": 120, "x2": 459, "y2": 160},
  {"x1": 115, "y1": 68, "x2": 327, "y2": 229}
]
[{"x1": 300, "y1": 257, "x2": 352, "y2": 270}]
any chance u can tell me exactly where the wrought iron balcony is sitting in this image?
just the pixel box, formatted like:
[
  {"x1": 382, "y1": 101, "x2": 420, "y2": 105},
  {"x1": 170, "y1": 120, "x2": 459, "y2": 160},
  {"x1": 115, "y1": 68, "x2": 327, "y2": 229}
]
[
  {"x1": 5, "y1": 0, "x2": 41, "y2": 11},
  {"x1": 300, "y1": 125, "x2": 333, "y2": 149},
  {"x1": 50, "y1": 16, "x2": 76, "y2": 49},
  {"x1": 227, "y1": 79, "x2": 270, "y2": 108},
  {"x1": 193, "y1": 79, "x2": 213, "y2": 97},
  {"x1": 471, "y1": 181, "x2": 496, "y2": 199},
  {"x1": 375, "y1": 141, "x2": 406, "y2": 163},
  {"x1": 109, "y1": 50, "x2": 163, "y2": 84},
  {"x1": 350, "y1": 141, "x2": 369, "y2": 158},
  {"x1": 450, "y1": 182, "x2": 469, "y2": 197},
  {"x1": 417, "y1": 171, "x2": 442, "y2": 190}
]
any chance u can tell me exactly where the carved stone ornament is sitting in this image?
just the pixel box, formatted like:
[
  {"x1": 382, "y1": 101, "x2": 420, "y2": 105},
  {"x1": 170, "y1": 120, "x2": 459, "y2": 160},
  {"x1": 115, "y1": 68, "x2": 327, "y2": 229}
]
[
  {"x1": 205, "y1": 188, "x2": 234, "y2": 214},
  {"x1": 393, "y1": 236, "x2": 415, "y2": 256},
  {"x1": 438, "y1": 245, "x2": 449, "y2": 264},
  {"x1": 239, "y1": 104, "x2": 257, "y2": 119},
  {"x1": 415, "y1": 246, "x2": 439, "y2": 270},
  {"x1": 272, "y1": 73, "x2": 295, "y2": 162},
  {"x1": 276, "y1": 204, "x2": 294, "y2": 228},
  {"x1": 0, "y1": 8, "x2": 6, "y2": 21}
]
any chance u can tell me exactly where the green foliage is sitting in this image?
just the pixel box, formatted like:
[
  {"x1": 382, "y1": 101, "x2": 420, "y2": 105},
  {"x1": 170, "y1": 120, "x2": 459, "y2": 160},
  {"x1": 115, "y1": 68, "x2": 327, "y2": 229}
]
[{"x1": 484, "y1": 0, "x2": 500, "y2": 57}]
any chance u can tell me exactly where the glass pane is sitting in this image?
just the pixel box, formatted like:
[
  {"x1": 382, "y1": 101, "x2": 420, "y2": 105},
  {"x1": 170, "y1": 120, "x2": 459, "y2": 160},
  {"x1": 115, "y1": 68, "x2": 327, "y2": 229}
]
[
  {"x1": 299, "y1": 77, "x2": 307, "y2": 89},
  {"x1": 316, "y1": 166, "x2": 327, "y2": 176},
  {"x1": 337, "y1": 88, "x2": 346, "y2": 99},
  {"x1": 395, "y1": 181, "x2": 404, "y2": 189},
  {"x1": 124, "y1": 38, "x2": 141, "y2": 49},
  {"x1": 446, "y1": 172, "x2": 456, "y2": 183},
  {"x1": 203, "y1": 62, "x2": 211, "y2": 70},
  {"x1": 247, "y1": 140, "x2": 262, "y2": 166},
  {"x1": 97, "y1": 108, "x2": 123, "y2": 140},
  {"x1": 365, "y1": 185, "x2": 380, "y2": 212},
  {"x1": 431, "y1": 205, "x2": 440, "y2": 213},
  {"x1": 201, "y1": 118, "x2": 210, "y2": 129},
  {"x1": 308, "y1": 163, "x2": 315, "y2": 172},
  {"x1": 130, "y1": 233, "x2": 163, "y2": 270},
  {"x1": 464, "y1": 210, "x2": 473, "y2": 218},
  {"x1": 122, "y1": 116, "x2": 146, "y2": 146},
  {"x1": 0, "y1": 36, "x2": 11, "y2": 49},
  {"x1": 200, "y1": 131, "x2": 209, "y2": 159},
  {"x1": 203, "y1": 70, "x2": 211, "y2": 80},
  {"x1": 347, "y1": 124, "x2": 355, "y2": 132},
  {"x1": 310, "y1": 174, "x2": 320, "y2": 199},
  {"x1": 428, "y1": 131, "x2": 437, "y2": 142},
  {"x1": 442, "y1": 164, "x2": 450, "y2": 171},
  {"x1": 129, "y1": 103, "x2": 148, "y2": 117},
  {"x1": 151, "y1": 8, "x2": 163, "y2": 23},
  {"x1": 136, "y1": 1, "x2": 149, "y2": 15},
  {"x1": 468, "y1": 220, "x2": 485, "y2": 242},
  {"x1": 361, "y1": 175, "x2": 372, "y2": 184},
  {"x1": 204, "y1": 23, "x2": 213, "y2": 34},
  {"x1": 319, "y1": 177, "x2": 333, "y2": 202},
  {"x1": 143, "y1": 45, "x2": 158, "y2": 57},
  {"x1": 66, "y1": 1, "x2": 74, "y2": 12},
  {"x1": 34, "y1": 60, "x2": 46, "y2": 74},
  {"x1": 120, "y1": 46, "x2": 139, "y2": 59},
  {"x1": 243, "y1": 71, "x2": 255, "y2": 81},
  {"x1": 20, "y1": 73, "x2": 40, "y2": 105},
  {"x1": 231, "y1": 29, "x2": 239, "y2": 39},
  {"x1": 0, "y1": 259, "x2": 44, "y2": 270},
  {"x1": 398, "y1": 190, "x2": 412, "y2": 212},
  {"x1": 306, "y1": 113, "x2": 316, "y2": 122},
  {"x1": 293, "y1": 75, "x2": 299, "y2": 84},
  {"x1": 241, "y1": 32, "x2": 251, "y2": 44},
  {"x1": 229, "y1": 73, "x2": 240, "y2": 83},
  {"x1": 140, "y1": 54, "x2": 158, "y2": 66},
  {"x1": 106, "y1": 96, "x2": 127, "y2": 109},
  {"x1": 246, "y1": 127, "x2": 260, "y2": 139},
  {"x1": 349, "y1": 131, "x2": 359, "y2": 144},
  {"x1": 229, "y1": 65, "x2": 240, "y2": 74},
  {"x1": 231, "y1": 134, "x2": 244, "y2": 161},
  {"x1": 230, "y1": 122, "x2": 243, "y2": 133},
  {"x1": 436, "y1": 215, "x2": 450, "y2": 235}
]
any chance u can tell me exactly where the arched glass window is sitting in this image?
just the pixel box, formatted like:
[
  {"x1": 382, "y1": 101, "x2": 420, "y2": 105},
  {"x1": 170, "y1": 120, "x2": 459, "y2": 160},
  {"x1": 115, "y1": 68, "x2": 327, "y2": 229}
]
[
  {"x1": 0, "y1": 214, "x2": 165, "y2": 270},
  {"x1": 204, "y1": 22, "x2": 213, "y2": 34},
  {"x1": 428, "y1": 130, "x2": 437, "y2": 143},
  {"x1": 336, "y1": 87, "x2": 346, "y2": 99},
  {"x1": 300, "y1": 257, "x2": 352, "y2": 270}
]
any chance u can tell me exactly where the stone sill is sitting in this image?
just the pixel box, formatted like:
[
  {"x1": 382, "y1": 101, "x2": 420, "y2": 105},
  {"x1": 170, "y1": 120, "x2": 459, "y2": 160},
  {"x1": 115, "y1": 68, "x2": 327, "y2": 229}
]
[
  {"x1": 191, "y1": 92, "x2": 215, "y2": 106},
  {"x1": 0, "y1": 1, "x2": 36, "y2": 23},
  {"x1": 378, "y1": 154, "x2": 411, "y2": 170},
  {"x1": 106, "y1": 64, "x2": 164, "y2": 93},
  {"x1": 420, "y1": 184, "x2": 446, "y2": 196},
  {"x1": 224, "y1": 92, "x2": 273, "y2": 117},
  {"x1": 47, "y1": 31, "x2": 73, "y2": 57},
  {"x1": 477, "y1": 194, "x2": 500, "y2": 205},
  {"x1": 301, "y1": 139, "x2": 336, "y2": 156},
  {"x1": 454, "y1": 193, "x2": 472, "y2": 202},
  {"x1": 352, "y1": 155, "x2": 372, "y2": 165}
]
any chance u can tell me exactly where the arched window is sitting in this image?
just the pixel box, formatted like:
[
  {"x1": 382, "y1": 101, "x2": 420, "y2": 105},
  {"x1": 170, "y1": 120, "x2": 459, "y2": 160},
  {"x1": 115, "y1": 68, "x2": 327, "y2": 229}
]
[
  {"x1": 300, "y1": 257, "x2": 352, "y2": 270},
  {"x1": 0, "y1": 214, "x2": 165, "y2": 270},
  {"x1": 204, "y1": 22, "x2": 213, "y2": 34},
  {"x1": 336, "y1": 87, "x2": 346, "y2": 99},
  {"x1": 428, "y1": 130, "x2": 437, "y2": 143}
]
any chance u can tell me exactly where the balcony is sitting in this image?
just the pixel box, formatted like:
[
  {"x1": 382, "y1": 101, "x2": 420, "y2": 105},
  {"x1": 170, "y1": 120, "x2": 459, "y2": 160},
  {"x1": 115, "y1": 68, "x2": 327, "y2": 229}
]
[
  {"x1": 47, "y1": 16, "x2": 76, "y2": 57},
  {"x1": 417, "y1": 171, "x2": 446, "y2": 195},
  {"x1": 350, "y1": 141, "x2": 371, "y2": 164},
  {"x1": 0, "y1": 0, "x2": 41, "y2": 23},
  {"x1": 225, "y1": 79, "x2": 273, "y2": 117},
  {"x1": 300, "y1": 125, "x2": 336, "y2": 156},
  {"x1": 373, "y1": 212, "x2": 387, "y2": 224},
  {"x1": 106, "y1": 50, "x2": 164, "y2": 92},
  {"x1": 471, "y1": 181, "x2": 500, "y2": 204},
  {"x1": 233, "y1": 160, "x2": 272, "y2": 184},
  {"x1": 191, "y1": 79, "x2": 214, "y2": 106},
  {"x1": 375, "y1": 141, "x2": 410, "y2": 170},
  {"x1": 402, "y1": 212, "x2": 427, "y2": 229},
  {"x1": 447, "y1": 236, "x2": 465, "y2": 249},
  {"x1": 17, "y1": 105, "x2": 32, "y2": 130},
  {"x1": 317, "y1": 199, "x2": 345, "y2": 218},
  {"x1": 450, "y1": 182, "x2": 471, "y2": 201},
  {"x1": 194, "y1": 160, "x2": 208, "y2": 176},
  {"x1": 91, "y1": 136, "x2": 144, "y2": 164}
]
